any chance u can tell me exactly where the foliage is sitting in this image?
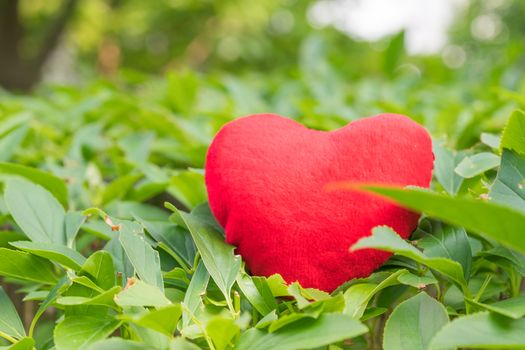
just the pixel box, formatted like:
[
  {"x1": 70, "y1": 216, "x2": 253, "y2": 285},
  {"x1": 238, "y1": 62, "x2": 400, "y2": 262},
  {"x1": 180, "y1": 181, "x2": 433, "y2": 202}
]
[{"x1": 1, "y1": 12, "x2": 525, "y2": 348}]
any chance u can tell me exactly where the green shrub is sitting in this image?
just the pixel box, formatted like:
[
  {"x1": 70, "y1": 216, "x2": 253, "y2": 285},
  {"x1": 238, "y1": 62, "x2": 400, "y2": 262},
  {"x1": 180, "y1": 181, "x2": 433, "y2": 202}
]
[{"x1": 0, "y1": 55, "x2": 525, "y2": 349}]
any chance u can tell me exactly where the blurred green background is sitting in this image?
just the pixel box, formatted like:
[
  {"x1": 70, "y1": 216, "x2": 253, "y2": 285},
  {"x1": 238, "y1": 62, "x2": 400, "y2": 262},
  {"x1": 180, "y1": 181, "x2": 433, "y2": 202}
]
[
  {"x1": 1, "y1": 0, "x2": 524, "y2": 89},
  {"x1": 0, "y1": 0, "x2": 524, "y2": 213}
]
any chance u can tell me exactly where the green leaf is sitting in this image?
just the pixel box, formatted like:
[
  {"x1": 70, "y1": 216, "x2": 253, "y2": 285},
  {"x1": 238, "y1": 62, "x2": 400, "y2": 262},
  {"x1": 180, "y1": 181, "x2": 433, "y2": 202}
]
[
  {"x1": 170, "y1": 338, "x2": 201, "y2": 350},
  {"x1": 5, "y1": 179, "x2": 66, "y2": 244},
  {"x1": 104, "y1": 237, "x2": 134, "y2": 284},
  {"x1": 268, "y1": 313, "x2": 313, "y2": 333},
  {"x1": 136, "y1": 216, "x2": 195, "y2": 267},
  {"x1": 362, "y1": 307, "x2": 388, "y2": 321},
  {"x1": 256, "y1": 310, "x2": 278, "y2": 329},
  {"x1": 29, "y1": 276, "x2": 70, "y2": 335},
  {"x1": 0, "y1": 231, "x2": 26, "y2": 249},
  {"x1": 119, "y1": 132, "x2": 154, "y2": 165},
  {"x1": 266, "y1": 274, "x2": 289, "y2": 297},
  {"x1": 236, "y1": 314, "x2": 368, "y2": 350},
  {"x1": 54, "y1": 316, "x2": 121, "y2": 350},
  {"x1": 65, "y1": 211, "x2": 86, "y2": 247},
  {"x1": 71, "y1": 276, "x2": 104, "y2": 292},
  {"x1": 489, "y1": 150, "x2": 525, "y2": 213},
  {"x1": 352, "y1": 227, "x2": 466, "y2": 287},
  {"x1": 206, "y1": 316, "x2": 240, "y2": 350},
  {"x1": 383, "y1": 31, "x2": 405, "y2": 76},
  {"x1": 0, "y1": 248, "x2": 57, "y2": 284},
  {"x1": 0, "y1": 126, "x2": 28, "y2": 163},
  {"x1": 79, "y1": 251, "x2": 116, "y2": 291},
  {"x1": 361, "y1": 186, "x2": 525, "y2": 254},
  {"x1": 500, "y1": 109, "x2": 525, "y2": 157},
  {"x1": 467, "y1": 294, "x2": 525, "y2": 319},
  {"x1": 57, "y1": 286, "x2": 121, "y2": 308},
  {"x1": 10, "y1": 241, "x2": 86, "y2": 270},
  {"x1": 101, "y1": 173, "x2": 142, "y2": 205},
  {"x1": 418, "y1": 225, "x2": 472, "y2": 280},
  {"x1": 236, "y1": 273, "x2": 277, "y2": 316},
  {"x1": 119, "y1": 230, "x2": 163, "y2": 291},
  {"x1": 114, "y1": 279, "x2": 171, "y2": 308},
  {"x1": 4, "y1": 337, "x2": 34, "y2": 350},
  {"x1": 429, "y1": 312, "x2": 525, "y2": 349},
  {"x1": 0, "y1": 162, "x2": 68, "y2": 207},
  {"x1": 182, "y1": 260, "x2": 209, "y2": 328},
  {"x1": 432, "y1": 142, "x2": 465, "y2": 195},
  {"x1": 86, "y1": 338, "x2": 156, "y2": 350},
  {"x1": 398, "y1": 272, "x2": 438, "y2": 288},
  {"x1": 343, "y1": 269, "x2": 406, "y2": 319},
  {"x1": 454, "y1": 152, "x2": 500, "y2": 178},
  {"x1": 179, "y1": 208, "x2": 241, "y2": 311},
  {"x1": 481, "y1": 133, "x2": 501, "y2": 149},
  {"x1": 0, "y1": 287, "x2": 25, "y2": 340},
  {"x1": 131, "y1": 304, "x2": 182, "y2": 337},
  {"x1": 383, "y1": 292, "x2": 448, "y2": 350},
  {"x1": 479, "y1": 246, "x2": 525, "y2": 276},
  {"x1": 168, "y1": 171, "x2": 206, "y2": 210}
]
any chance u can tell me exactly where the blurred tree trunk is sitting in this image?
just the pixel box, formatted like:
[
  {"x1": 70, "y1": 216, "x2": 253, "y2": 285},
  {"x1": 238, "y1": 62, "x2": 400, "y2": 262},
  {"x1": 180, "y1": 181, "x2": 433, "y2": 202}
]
[{"x1": 0, "y1": 0, "x2": 78, "y2": 91}]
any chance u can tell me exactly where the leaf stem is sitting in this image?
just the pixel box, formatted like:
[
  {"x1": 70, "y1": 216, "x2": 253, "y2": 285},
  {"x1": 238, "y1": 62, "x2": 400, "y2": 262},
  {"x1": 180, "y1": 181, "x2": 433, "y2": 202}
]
[
  {"x1": 462, "y1": 285, "x2": 474, "y2": 314},
  {"x1": 158, "y1": 242, "x2": 191, "y2": 273},
  {"x1": 180, "y1": 302, "x2": 216, "y2": 350},
  {"x1": 474, "y1": 274, "x2": 493, "y2": 302},
  {"x1": 0, "y1": 331, "x2": 17, "y2": 344}
]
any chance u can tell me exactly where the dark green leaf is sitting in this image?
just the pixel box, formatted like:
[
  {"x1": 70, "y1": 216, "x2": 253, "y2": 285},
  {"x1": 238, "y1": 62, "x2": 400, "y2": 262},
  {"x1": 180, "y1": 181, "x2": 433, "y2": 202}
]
[
  {"x1": 182, "y1": 260, "x2": 209, "y2": 328},
  {"x1": 500, "y1": 109, "x2": 525, "y2": 157},
  {"x1": 114, "y1": 279, "x2": 171, "y2": 308},
  {"x1": 65, "y1": 212, "x2": 86, "y2": 247},
  {"x1": 236, "y1": 314, "x2": 368, "y2": 350},
  {"x1": 352, "y1": 227, "x2": 466, "y2": 287},
  {"x1": 489, "y1": 150, "x2": 525, "y2": 213},
  {"x1": 0, "y1": 163, "x2": 68, "y2": 207},
  {"x1": 80, "y1": 251, "x2": 116, "y2": 291},
  {"x1": 383, "y1": 292, "x2": 448, "y2": 350},
  {"x1": 131, "y1": 304, "x2": 182, "y2": 336},
  {"x1": 468, "y1": 294, "x2": 525, "y2": 319},
  {"x1": 104, "y1": 237, "x2": 134, "y2": 284},
  {"x1": 136, "y1": 216, "x2": 195, "y2": 267},
  {"x1": 343, "y1": 269, "x2": 406, "y2": 319},
  {"x1": 429, "y1": 312, "x2": 525, "y2": 349},
  {"x1": 361, "y1": 186, "x2": 525, "y2": 254},
  {"x1": 179, "y1": 209, "x2": 241, "y2": 310},
  {"x1": 10, "y1": 241, "x2": 85, "y2": 270},
  {"x1": 0, "y1": 248, "x2": 57, "y2": 284},
  {"x1": 5, "y1": 179, "x2": 66, "y2": 244},
  {"x1": 237, "y1": 273, "x2": 277, "y2": 316},
  {"x1": 418, "y1": 225, "x2": 472, "y2": 280},
  {"x1": 119, "y1": 230, "x2": 163, "y2": 290},
  {"x1": 54, "y1": 316, "x2": 121, "y2": 350},
  {"x1": 0, "y1": 287, "x2": 25, "y2": 340},
  {"x1": 433, "y1": 142, "x2": 465, "y2": 195},
  {"x1": 455, "y1": 152, "x2": 500, "y2": 178}
]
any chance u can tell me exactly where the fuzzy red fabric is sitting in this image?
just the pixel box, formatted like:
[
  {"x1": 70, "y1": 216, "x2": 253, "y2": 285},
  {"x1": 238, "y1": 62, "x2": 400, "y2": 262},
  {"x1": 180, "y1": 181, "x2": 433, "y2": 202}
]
[{"x1": 205, "y1": 113, "x2": 433, "y2": 292}]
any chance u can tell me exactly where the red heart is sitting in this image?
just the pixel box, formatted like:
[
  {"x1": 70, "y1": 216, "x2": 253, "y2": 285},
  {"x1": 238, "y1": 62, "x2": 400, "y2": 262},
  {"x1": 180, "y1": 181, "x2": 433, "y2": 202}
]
[{"x1": 205, "y1": 114, "x2": 433, "y2": 292}]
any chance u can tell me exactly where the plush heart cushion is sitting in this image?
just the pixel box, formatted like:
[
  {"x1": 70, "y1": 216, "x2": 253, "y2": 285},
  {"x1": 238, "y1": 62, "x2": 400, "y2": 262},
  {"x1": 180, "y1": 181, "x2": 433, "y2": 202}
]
[{"x1": 205, "y1": 113, "x2": 433, "y2": 292}]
